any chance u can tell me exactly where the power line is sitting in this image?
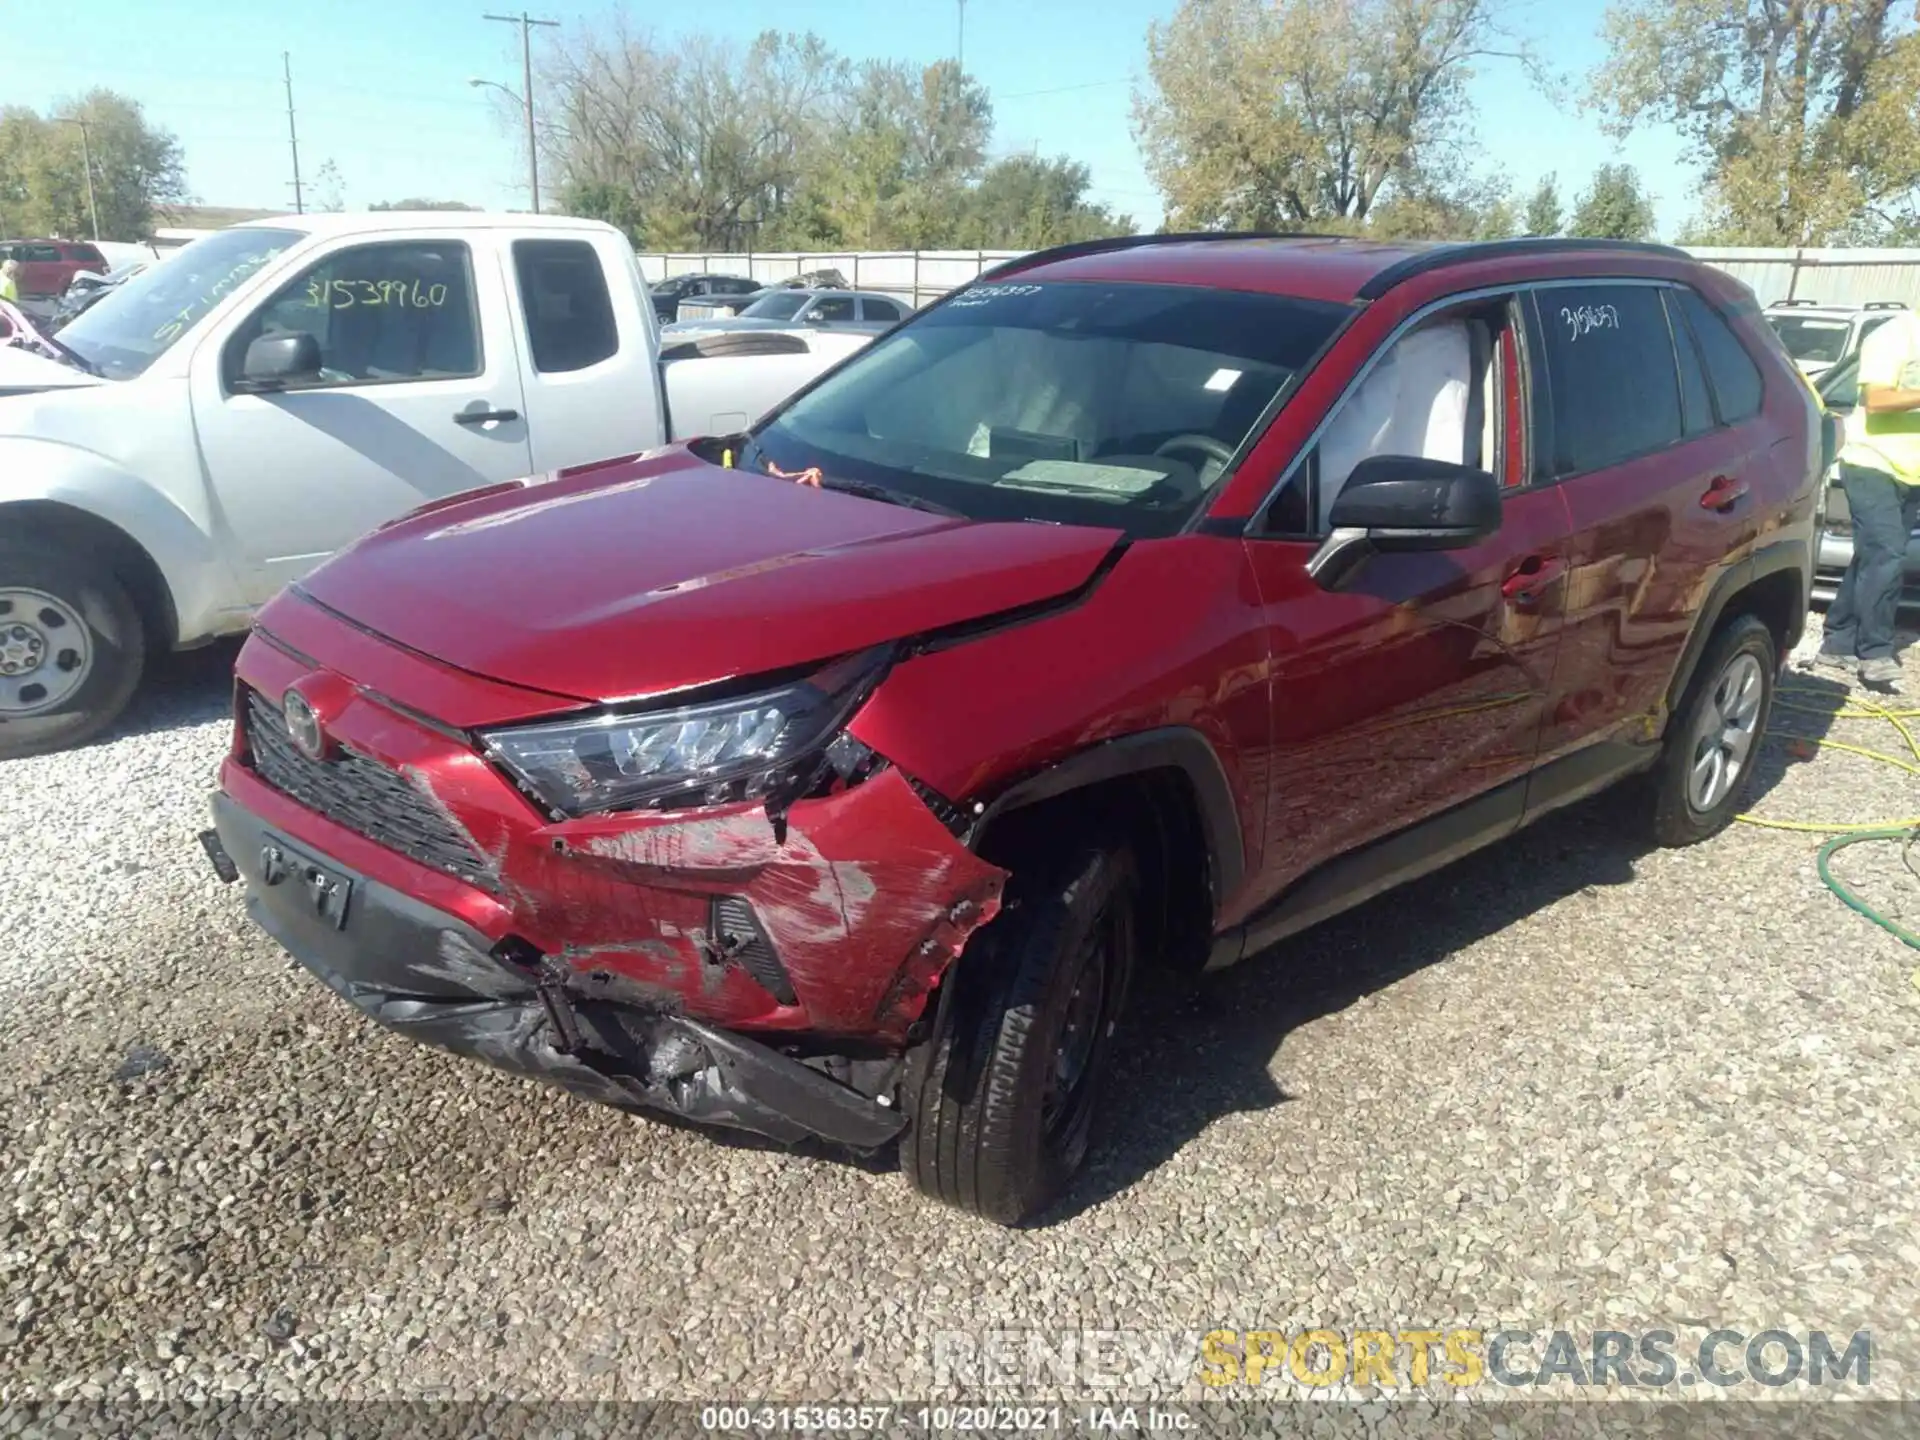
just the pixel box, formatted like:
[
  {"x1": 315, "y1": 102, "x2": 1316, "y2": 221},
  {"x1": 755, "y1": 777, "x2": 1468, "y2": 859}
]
[{"x1": 997, "y1": 78, "x2": 1133, "y2": 101}]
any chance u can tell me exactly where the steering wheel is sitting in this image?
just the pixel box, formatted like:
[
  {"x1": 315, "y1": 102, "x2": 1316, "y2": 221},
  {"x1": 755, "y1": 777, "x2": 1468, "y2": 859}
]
[{"x1": 1144, "y1": 433, "x2": 1236, "y2": 485}]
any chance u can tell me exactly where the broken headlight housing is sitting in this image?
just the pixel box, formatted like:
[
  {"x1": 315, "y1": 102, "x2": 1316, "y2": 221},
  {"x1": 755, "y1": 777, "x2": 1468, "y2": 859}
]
[{"x1": 479, "y1": 649, "x2": 888, "y2": 817}]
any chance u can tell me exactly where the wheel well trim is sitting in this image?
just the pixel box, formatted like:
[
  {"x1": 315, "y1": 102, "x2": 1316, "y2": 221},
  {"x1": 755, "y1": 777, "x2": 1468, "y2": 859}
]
[
  {"x1": 966, "y1": 726, "x2": 1246, "y2": 921},
  {"x1": 0, "y1": 496, "x2": 185, "y2": 650},
  {"x1": 1665, "y1": 540, "x2": 1810, "y2": 712}
]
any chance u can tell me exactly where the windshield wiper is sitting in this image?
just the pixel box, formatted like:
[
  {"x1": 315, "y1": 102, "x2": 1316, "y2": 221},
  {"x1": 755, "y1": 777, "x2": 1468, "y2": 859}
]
[
  {"x1": 732, "y1": 436, "x2": 966, "y2": 518},
  {"x1": 48, "y1": 337, "x2": 103, "y2": 378},
  {"x1": 815, "y1": 476, "x2": 966, "y2": 518}
]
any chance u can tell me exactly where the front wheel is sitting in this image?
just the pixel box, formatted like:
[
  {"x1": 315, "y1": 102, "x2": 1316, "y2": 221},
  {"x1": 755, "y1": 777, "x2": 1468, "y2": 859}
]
[
  {"x1": 1647, "y1": 614, "x2": 1777, "y2": 847},
  {"x1": 0, "y1": 542, "x2": 146, "y2": 761},
  {"x1": 902, "y1": 844, "x2": 1137, "y2": 1225}
]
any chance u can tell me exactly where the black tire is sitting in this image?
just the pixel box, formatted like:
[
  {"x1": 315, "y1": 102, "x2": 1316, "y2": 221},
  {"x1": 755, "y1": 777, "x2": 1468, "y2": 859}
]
[
  {"x1": 1647, "y1": 613, "x2": 1777, "y2": 847},
  {"x1": 0, "y1": 541, "x2": 146, "y2": 761},
  {"x1": 902, "y1": 844, "x2": 1137, "y2": 1226}
]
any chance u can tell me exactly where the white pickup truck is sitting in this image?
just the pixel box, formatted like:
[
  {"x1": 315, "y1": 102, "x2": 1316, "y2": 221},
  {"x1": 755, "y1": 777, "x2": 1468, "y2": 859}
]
[{"x1": 0, "y1": 212, "x2": 868, "y2": 758}]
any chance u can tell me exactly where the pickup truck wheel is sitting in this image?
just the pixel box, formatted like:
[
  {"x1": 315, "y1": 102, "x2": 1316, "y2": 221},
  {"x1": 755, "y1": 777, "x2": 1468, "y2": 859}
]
[
  {"x1": 1648, "y1": 613, "x2": 1777, "y2": 847},
  {"x1": 902, "y1": 844, "x2": 1136, "y2": 1226},
  {"x1": 0, "y1": 543, "x2": 145, "y2": 760}
]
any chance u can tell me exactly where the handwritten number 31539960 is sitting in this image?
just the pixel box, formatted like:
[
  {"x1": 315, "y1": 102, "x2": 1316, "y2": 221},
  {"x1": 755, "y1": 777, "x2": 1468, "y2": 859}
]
[
  {"x1": 1561, "y1": 303, "x2": 1620, "y2": 342},
  {"x1": 305, "y1": 277, "x2": 449, "y2": 310}
]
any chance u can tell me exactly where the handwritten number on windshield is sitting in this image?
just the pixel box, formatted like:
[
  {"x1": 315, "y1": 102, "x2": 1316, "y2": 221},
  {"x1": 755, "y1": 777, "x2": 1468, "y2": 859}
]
[{"x1": 303, "y1": 278, "x2": 449, "y2": 310}]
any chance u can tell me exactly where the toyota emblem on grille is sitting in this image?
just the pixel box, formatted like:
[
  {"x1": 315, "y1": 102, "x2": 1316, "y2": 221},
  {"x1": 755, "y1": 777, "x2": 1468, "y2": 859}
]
[{"x1": 282, "y1": 688, "x2": 328, "y2": 761}]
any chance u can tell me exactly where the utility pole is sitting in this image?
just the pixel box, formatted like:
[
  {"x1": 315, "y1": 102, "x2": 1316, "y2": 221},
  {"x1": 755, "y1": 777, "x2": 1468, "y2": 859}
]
[
  {"x1": 957, "y1": 0, "x2": 967, "y2": 71},
  {"x1": 284, "y1": 53, "x2": 304, "y2": 214},
  {"x1": 58, "y1": 116, "x2": 100, "y2": 241},
  {"x1": 484, "y1": 11, "x2": 559, "y2": 213}
]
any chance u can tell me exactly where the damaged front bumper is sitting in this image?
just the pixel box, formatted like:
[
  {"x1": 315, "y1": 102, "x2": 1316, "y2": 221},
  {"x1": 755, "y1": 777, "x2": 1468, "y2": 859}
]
[{"x1": 209, "y1": 792, "x2": 910, "y2": 1151}]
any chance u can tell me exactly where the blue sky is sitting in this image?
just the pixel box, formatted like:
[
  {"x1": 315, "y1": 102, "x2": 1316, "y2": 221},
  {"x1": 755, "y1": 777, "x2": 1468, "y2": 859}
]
[{"x1": 9, "y1": 0, "x2": 1704, "y2": 239}]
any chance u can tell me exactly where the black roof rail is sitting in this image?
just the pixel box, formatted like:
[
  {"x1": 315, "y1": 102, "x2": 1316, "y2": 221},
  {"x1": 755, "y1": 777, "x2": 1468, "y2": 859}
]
[
  {"x1": 1353, "y1": 236, "x2": 1694, "y2": 301},
  {"x1": 973, "y1": 229, "x2": 1379, "y2": 285},
  {"x1": 1864, "y1": 300, "x2": 1909, "y2": 310},
  {"x1": 1769, "y1": 297, "x2": 1819, "y2": 307}
]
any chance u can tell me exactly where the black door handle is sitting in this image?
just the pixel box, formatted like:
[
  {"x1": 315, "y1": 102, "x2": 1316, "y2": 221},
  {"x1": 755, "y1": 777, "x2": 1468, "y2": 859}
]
[{"x1": 454, "y1": 407, "x2": 520, "y2": 426}]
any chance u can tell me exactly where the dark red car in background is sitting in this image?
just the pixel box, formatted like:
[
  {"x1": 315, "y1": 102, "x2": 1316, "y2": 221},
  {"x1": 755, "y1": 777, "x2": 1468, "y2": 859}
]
[
  {"x1": 205, "y1": 233, "x2": 1822, "y2": 1225},
  {"x1": 1, "y1": 239, "x2": 108, "y2": 300}
]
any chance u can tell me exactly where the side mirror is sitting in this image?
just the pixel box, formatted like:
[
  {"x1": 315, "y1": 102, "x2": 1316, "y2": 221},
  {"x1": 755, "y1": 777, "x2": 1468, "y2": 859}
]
[
  {"x1": 1309, "y1": 454, "x2": 1503, "y2": 590},
  {"x1": 235, "y1": 330, "x2": 321, "y2": 391},
  {"x1": 1819, "y1": 411, "x2": 1842, "y2": 473}
]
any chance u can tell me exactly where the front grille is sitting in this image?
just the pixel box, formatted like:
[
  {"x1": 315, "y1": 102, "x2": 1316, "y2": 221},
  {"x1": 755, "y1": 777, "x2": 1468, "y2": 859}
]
[{"x1": 242, "y1": 689, "x2": 501, "y2": 893}]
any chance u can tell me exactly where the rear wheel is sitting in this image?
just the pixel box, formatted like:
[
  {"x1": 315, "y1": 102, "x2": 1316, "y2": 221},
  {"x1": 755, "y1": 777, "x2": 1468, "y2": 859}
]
[
  {"x1": 902, "y1": 844, "x2": 1137, "y2": 1225},
  {"x1": 1647, "y1": 614, "x2": 1776, "y2": 846},
  {"x1": 0, "y1": 542, "x2": 145, "y2": 761}
]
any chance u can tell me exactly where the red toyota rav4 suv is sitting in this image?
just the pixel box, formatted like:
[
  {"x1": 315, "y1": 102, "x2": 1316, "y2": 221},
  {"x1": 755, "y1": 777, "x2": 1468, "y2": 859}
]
[{"x1": 205, "y1": 235, "x2": 1821, "y2": 1225}]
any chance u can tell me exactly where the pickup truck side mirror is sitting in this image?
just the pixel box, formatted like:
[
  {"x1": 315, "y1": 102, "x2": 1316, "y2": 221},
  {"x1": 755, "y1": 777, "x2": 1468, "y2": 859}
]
[
  {"x1": 235, "y1": 331, "x2": 322, "y2": 392},
  {"x1": 1308, "y1": 454, "x2": 1503, "y2": 590}
]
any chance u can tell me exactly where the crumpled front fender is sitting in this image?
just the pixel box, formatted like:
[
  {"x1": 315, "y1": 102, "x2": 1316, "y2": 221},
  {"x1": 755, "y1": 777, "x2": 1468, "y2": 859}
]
[{"x1": 501, "y1": 768, "x2": 1009, "y2": 1043}]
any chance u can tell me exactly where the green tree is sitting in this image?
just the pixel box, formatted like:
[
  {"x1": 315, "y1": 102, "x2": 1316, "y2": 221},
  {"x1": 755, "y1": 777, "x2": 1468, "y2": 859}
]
[
  {"x1": 544, "y1": 18, "x2": 845, "y2": 250},
  {"x1": 1367, "y1": 169, "x2": 1520, "y2": 240},
  {"x1": 1568, "y1": 162, "x2": 1658, "y2": 239},
  {"x1": 1133, "y1": 0, "x2": 1527, "y2": 230},
  {"x1": 555, "y1": 180, "x2": 649, "y2": 244},
  {"x1": 0, "y1": 91, "x2": 187, "y2": 241},
  {"x1": 1594, "y1": 0, "x2": 1920, "y2": 244},
  {"x1": 952, "y1": 156, "x2": 1132, "y2": 248},
  {"x1": 1524, "y1": 172, "x2": 1563, "y2": 235},
  {"x1": 369, "y1": 198, "x2": 478, "y2": 211}
]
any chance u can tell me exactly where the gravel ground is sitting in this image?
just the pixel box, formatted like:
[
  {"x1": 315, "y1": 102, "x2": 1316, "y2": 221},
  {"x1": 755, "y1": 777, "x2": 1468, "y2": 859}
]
[{"x1": 2, "y1": 624, "x2": 1918, "y2": 1418}]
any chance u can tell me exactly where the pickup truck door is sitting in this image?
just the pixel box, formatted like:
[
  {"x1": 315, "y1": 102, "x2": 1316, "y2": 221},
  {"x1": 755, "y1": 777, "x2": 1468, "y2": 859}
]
[
  {"x1": 188, "y1": 232, "x2": 534, "y2": 604},
  {"x1": 498, "y1": 230, "x2": 667, "y2": 473}
]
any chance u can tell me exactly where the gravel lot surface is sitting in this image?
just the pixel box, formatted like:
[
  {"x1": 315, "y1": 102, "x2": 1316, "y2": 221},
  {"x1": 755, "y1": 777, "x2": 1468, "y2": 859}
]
[{"x1": 2, "y1": 625, "x2": 1918, "y2": 1419}]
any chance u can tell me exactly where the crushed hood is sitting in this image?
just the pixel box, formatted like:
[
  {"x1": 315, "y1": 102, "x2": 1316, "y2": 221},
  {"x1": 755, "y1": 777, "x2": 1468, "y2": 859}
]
[{"x1": 298, "y1": 450, "x2": 1124, "y2": 703}]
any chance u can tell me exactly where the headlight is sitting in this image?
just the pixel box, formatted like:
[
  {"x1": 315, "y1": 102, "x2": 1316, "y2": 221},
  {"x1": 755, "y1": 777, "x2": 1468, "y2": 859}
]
[{"x1": 479, "y1": 649, "x2": 888, "y2": 816}]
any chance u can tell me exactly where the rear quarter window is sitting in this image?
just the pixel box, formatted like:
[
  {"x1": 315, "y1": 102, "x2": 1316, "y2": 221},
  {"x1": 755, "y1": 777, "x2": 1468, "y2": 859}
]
[{"x1": 1678, "y1": 287, "x2": 1765, "y2": 423}]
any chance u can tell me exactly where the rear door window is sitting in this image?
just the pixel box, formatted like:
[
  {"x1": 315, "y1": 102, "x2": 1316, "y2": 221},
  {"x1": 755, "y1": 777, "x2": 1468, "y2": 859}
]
[
  {"x1": 1532, "y1": 284, "x2": 1685, "y2": 479},
  {"x1": 860, "y1": 297, "x2": 905, "y2": 322},
  {"x1": 512, "y1": 238, "x2": 618, "y2": 373},
  {"x1": 1677, "y1": 288, "x2": 1765, "y2": 424}
]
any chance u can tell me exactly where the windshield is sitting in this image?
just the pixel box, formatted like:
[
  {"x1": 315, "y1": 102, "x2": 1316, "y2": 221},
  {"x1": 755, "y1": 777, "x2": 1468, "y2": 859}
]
[
  {"x1": 748, "y1": 281, "x2": 1351, "y2": 538},
  {"x1": 1767, "y1": 315, "x2": 1851, "y2": 365},
  {"x1": 742, "y1": 291, "x2": 807, "y2": 321},
  {"x1": 56, "y1": 227, "x2": 303, "y2": 380}
]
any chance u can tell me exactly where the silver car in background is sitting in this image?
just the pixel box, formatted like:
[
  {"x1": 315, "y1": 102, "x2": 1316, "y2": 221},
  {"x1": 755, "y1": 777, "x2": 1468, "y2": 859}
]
[{"x1": 664, "y1": 287, "x2": 911, "y2": 339}]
